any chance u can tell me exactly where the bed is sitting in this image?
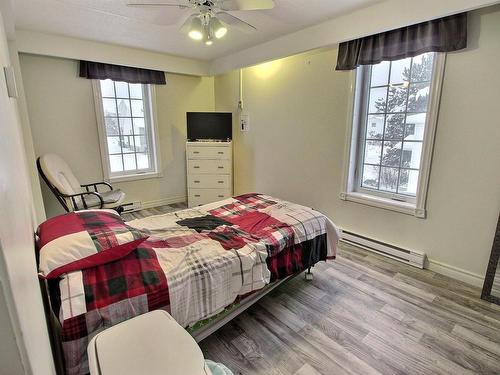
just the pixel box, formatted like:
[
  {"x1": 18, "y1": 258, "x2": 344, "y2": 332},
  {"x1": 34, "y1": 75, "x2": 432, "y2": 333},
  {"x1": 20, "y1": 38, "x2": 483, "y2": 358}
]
[{"x1": 39, "y1": 193, "x2": 339, "y2": 375}]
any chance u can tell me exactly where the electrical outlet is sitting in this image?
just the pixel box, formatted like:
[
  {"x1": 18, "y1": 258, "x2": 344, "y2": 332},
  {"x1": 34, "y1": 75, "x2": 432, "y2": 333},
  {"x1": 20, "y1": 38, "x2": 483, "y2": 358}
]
[{"x1": 240, "y1": 113, "x2": 250, "y2": 132}]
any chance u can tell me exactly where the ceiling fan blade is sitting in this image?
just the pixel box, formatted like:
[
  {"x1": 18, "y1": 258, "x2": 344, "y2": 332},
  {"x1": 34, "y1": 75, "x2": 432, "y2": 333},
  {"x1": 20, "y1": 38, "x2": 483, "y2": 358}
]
[
  {"x1": 127, "y1": 2, "x2": 189, "y2": 8},
  {"x1": 221, "y1": 0, "x2": 275, "y2": 11},
  {"x1": 217, "y1": 12, "x2": 256, "y2": 33}
]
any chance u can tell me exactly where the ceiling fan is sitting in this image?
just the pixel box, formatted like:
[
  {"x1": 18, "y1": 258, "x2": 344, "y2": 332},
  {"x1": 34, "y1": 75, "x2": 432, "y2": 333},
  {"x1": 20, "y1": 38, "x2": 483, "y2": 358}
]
[{"x1": 127, "y1": 0, "x2": 275, "y2": 45}]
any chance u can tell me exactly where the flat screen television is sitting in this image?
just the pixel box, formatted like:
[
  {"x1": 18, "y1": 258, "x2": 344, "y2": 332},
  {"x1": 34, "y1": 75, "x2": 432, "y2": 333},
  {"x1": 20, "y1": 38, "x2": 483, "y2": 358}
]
[{"x1": 187, "y1": 112, "x2": 232, "y2": 141}]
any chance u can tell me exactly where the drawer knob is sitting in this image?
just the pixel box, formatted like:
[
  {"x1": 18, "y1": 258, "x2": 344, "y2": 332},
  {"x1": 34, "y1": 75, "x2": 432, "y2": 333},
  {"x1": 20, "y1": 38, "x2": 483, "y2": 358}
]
[
  {"x1": 193, "y1": 151, "x2": 200, "y2": 154},
  {"x1": 218, "y1": 195, "x2": 224, "y2": 198},
  {"x1": 194, "y1": 194, "x2": 201, "y2": 197},
  {"x1": 218, "y1": 152, "x2": 224, "y2": 154},
  {"x1": 217, "y1": 166, "x2": 224, "y2": 169},
  {"x1": 194, "y1": 166, "x2": 200, "y2": 169},
  {"x1": 194, "y1": 181, "x2": 200, "y2": 183},
  {"x1": 218, "y1": 181, "x2": 224, "y2": 184}
]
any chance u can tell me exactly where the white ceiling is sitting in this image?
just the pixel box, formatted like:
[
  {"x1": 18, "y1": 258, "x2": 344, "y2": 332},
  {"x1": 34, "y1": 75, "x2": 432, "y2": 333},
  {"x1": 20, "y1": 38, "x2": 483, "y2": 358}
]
[{"x1": 12, "y1": 0, "x2": 382, "y2": 61}]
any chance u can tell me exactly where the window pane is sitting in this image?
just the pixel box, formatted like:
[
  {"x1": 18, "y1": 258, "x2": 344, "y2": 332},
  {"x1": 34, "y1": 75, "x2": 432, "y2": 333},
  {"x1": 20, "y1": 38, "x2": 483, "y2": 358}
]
[
  {"x1": 411, "y1": 53, "x2": 434, "y2": 82},
  {"x1": 370, "y1": 61, "x2": 390, "y2": 87},
  {"x1": 109, "y1": 154, "x2": 123, "y2": 172},
  {"x1": 131, "y1": 100, "x2": 144, "y2": 117},
  {"x1": 379, "y1": 167, "x2": 399, "y2": 192},
  {"x1": 387, "y1": 85, "x2": 408, "y2": 113},
  {"x1": 137, "y1": 153, "x2": 150, "y2": 170},
  {"x1": 121, "y1": 135, "x2": 134, "y2": 153},
  {"x1": 134, "y1": 136, "x2": 148, "y2": 153},
  {"x1": 384, "y1": 114, "x2": 405, "y2": 140},
  {"x1": 368, "y1": 87, "x2": 387, "y2": 113},
  {"x1": 401, "y1": 142, "x2": 422, "y2": 169},
  {"x1": 102, "y1": 98, "x2": 117, "y2": 116},
  {"x1": 129, "y1": 84, "x2": 143, "y2": 99},
  {"x1": 366, "y1": 115, "x2": 384, "y2": 139},
  {"x1": 390, "y1": 57, "x2": 412, "y2": 84},
  {"x1": 398, "y1": 169, "x2": 419, "y2": 195},
  {"x1": 117, "y1": 99, "x2": 131, "y2": 117},
  {"x1": 405, "y1": 113, "x2": 426, "y2": 140},
  {"x1": 364, "y1": 140, "x2": 382, "y2": 164},
  {"x1": 133, "y1": 118, "x2": 146, "y2": 135},
  {"x1": 123, "y1": 153, "x2": 137, "y2": 171},
  {"x1": 100, "y1": 80, "x2": 115, "y2": 97},
  {"x1": 362, "y1": 165, "x2": 380, "y2": 189},
  {"x1": 105, "y1": 117, "x2": 119, "y2": 136},
  {"x1": 107, "y1": 136, "x2": 121, "y2": 154},
  {"x1": 115, "y1": 81, "x2": 129, "y2": 98},
  {"x1": 408, "y1": 82, "x2": 430, "y2": 112},
  {"x1": 119, "y1": 118, "x2": 133, "y2": 135},
  {"x1": 355, "y1": 53, "x2": 434, "y2": 199},
  {"x1": 381, "y1": 141, "x2": 402, "y2": 167}
]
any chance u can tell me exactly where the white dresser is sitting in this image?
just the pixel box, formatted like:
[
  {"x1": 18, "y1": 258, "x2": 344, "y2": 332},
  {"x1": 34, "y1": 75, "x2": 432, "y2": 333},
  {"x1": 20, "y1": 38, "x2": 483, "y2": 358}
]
[{"x1": 186, "y1": 141, "x2": 233, "y2": 208}]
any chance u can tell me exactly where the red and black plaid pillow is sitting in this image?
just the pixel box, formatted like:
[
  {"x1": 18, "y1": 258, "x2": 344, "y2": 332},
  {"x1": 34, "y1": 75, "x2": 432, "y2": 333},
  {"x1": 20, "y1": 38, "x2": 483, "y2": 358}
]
[{"x1": 37, "y1": 209, "x2": 149, "y2": 279}]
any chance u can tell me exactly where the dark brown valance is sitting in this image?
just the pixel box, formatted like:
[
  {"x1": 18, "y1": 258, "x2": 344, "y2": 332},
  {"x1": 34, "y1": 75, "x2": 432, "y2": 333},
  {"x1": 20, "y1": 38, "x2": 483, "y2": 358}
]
[
  {"x1": 336, "y1": 13, "x2": 467, "y2": 71},
  {"x1": 79, "y1": 60, "x2": 166, "y2": 85}
]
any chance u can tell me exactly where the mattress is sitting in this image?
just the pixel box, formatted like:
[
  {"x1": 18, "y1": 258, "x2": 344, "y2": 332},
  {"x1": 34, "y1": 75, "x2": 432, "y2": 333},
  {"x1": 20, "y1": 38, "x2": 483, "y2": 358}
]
[{"x1": 56, "y1": 193, "x2": 339, "y2": 375}]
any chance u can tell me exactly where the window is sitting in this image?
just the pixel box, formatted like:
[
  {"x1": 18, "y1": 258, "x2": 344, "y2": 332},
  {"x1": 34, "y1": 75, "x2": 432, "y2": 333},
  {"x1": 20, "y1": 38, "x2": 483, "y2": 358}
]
[
  {"x1": 341, "y1": 53, "x2": 445, "y2": 218},
  {"x1": 93, "y1": 79, "x2": 160, "y2": 181}
]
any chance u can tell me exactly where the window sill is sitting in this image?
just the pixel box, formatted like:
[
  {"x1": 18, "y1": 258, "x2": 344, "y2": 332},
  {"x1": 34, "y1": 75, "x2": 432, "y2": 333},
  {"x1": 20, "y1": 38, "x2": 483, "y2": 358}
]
[
  {"x1": 108, "y1": 172, "x2": 162, "y2": 183},
  {"x1": 339, "y1": 191, "x2": 426, "y2": 218}
]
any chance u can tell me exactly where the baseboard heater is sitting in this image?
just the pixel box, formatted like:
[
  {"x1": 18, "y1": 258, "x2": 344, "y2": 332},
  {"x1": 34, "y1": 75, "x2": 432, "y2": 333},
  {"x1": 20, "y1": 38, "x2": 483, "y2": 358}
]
[
  {"x1": 340, "y1": 230, "x2": 426, "y2": 269},
  {"x1": 121, "y1": 201, "x2": 142, "y2": 213}
]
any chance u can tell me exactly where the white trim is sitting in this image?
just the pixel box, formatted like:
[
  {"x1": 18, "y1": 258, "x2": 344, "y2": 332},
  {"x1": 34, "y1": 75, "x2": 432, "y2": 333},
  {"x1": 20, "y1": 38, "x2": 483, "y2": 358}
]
[
  {"x1": 427, "y1": 258, "x2": 484, "y2": 288},
  {"x1": 108, "y1": 171, "x2": 162, "y2": 183},
  {"x1": 92, "y1": 80, "x2": 162, "y2": 182},
  {"x1": 340, "y1": 191, "x2": 418, "y2": 216},
  {"x1": 340, "y1": 53, "x2": 446, "y2": 219}
]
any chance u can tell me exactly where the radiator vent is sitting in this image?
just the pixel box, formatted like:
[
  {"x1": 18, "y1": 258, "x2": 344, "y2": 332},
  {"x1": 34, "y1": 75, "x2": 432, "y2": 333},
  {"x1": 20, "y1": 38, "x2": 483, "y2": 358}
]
[
  {"x1": 121, "y1": 201, "x2": 142, "y2": 212},
  {"x1": 340, "y1": 230, "x2": 426, "y2": 269}
]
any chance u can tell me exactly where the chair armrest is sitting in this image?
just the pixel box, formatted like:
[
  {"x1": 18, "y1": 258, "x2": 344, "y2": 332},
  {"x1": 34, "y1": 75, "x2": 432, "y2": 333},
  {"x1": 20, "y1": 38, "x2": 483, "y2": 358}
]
[
  {"x1": 81, "y1": 181, "x2": 113, "y2": 193},
  {"x1": 61, "y1": 191, "x2": 105, "y2": 210}
]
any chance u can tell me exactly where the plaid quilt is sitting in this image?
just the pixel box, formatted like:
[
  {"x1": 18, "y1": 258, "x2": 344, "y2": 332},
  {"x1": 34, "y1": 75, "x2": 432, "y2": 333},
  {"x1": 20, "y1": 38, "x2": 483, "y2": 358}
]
[{"x1": 56, "y1": 193, "x2": 339, "y2": 375}]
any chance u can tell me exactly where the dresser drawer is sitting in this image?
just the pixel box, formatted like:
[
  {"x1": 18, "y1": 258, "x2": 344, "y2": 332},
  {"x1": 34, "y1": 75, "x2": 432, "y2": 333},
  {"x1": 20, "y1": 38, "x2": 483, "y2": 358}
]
[
  {"x1": 187, "y1": 146, "x2": 231, "y2": 160},
  {"x1": 188, "y1": 189, "x2": 231, "y2": 207},
  {"x1": 187, "y1": 159, "x2": 231, "y2": 174},
  {"x1": 188, "y1": 174, "x2": 231, "y2": 189}
]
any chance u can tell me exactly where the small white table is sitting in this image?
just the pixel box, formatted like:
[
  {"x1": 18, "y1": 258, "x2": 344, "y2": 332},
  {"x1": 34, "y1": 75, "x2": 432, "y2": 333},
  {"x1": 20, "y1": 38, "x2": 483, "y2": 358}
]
[{"x1": 87, "y1": 310, "x2": 211, "y2": 375}]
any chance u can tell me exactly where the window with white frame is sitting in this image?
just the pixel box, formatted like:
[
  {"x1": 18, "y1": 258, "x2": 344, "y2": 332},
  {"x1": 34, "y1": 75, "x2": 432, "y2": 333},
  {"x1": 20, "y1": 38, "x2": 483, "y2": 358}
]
[
  {"x1": 94, "y1": 79, "x2": 160, "y2": 181},
  {"x1": 341, "y1": 52, "x2": 445, "y2": 217}
]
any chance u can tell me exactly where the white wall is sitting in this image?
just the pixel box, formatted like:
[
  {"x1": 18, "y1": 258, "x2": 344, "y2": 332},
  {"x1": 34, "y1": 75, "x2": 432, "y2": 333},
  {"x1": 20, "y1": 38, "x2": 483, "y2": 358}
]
[
  {"x1": 0, "y1": 8, "x2": 55, "y2": 375},
  {"x1": 214, "y1": 5, "x2": 500, "y2": 283},
  {"x1": 8, "y1": 41, "x2": 46, "y2": 224},
  {"x1": 20, "y1": 53, "x2": 215, "y2": 218}
]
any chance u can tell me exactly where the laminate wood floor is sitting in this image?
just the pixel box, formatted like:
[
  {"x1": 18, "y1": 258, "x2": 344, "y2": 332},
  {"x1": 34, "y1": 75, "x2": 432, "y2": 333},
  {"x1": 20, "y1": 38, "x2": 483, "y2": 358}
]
[
  {"x1": 121, "y1": 204, "x2": 500, "y2": 374},
  {"x1": 199, "y1": 244, "x2": 500, "y2": 375}
]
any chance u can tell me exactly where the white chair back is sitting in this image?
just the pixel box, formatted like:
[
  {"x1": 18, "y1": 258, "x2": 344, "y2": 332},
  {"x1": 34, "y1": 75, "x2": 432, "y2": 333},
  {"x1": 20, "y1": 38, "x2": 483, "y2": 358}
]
[{"x1": 38, "y1": 154, "x2": 82, "y2": 196}]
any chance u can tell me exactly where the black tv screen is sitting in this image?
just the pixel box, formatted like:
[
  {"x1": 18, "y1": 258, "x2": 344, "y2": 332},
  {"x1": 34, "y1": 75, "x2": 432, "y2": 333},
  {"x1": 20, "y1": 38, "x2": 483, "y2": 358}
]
[{"x1": 187, "y1": 112, "x2": 232, "y2": 141}]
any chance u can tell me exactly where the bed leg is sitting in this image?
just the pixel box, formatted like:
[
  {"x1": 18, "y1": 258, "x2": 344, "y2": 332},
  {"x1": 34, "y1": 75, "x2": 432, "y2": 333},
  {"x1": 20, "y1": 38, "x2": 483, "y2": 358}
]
[{"x1": 304, "y1": 267, "x2": 314, "y2": 281}]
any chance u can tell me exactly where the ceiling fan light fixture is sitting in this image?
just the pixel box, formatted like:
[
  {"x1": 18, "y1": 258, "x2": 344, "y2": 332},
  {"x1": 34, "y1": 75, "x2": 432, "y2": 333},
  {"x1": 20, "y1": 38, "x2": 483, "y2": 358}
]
[
  {"x1": 210, "y1": 17, "x2": 228, "y2": 39},
  {"x1": 205, "y1": 30, "x2": 214, "y2": 46},
  {"x1": 188, "y1": 17, "x2": 204, "y2": 41}
]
